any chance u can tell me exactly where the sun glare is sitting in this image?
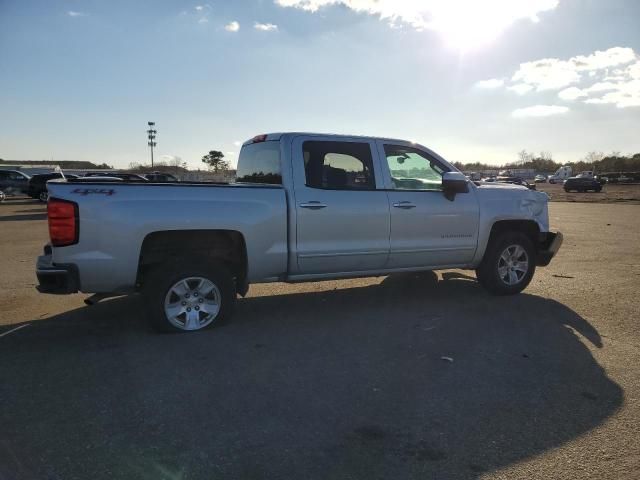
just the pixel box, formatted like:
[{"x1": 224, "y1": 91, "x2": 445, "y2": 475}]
[{"x1": 425, "y1": 0, "x2": 557, "y2": 52}]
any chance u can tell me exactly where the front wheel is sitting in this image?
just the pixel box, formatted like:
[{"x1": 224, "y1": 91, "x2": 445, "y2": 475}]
[
  {"x1": 476, "y1": 232, "x2": 536, "y2": 295},
  {"x1": 143, "y1": 261, "x2": 236, "y2": 333}
]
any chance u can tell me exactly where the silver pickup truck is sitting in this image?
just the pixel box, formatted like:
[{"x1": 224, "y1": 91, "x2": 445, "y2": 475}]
[{"x1": 37, "y1": 133, "x2": 562, "y2": 332}]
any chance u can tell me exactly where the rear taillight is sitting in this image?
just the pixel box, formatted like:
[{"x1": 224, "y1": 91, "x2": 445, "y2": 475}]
[{"x1": 48, "y1": 198, "x2": 79, "y2": 246}]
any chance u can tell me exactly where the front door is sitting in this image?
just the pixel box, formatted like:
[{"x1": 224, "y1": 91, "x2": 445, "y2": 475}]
[
  {"x1": 291, "y1": 136, "x2": 390, "y2": 274},
  {"x1": 376, "y1": 141, "x2": 480, "y2": 268}
]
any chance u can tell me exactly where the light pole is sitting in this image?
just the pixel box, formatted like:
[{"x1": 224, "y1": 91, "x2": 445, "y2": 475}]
[{"x1": 147, "y1": 122, "x2": 157, "y2": 168}]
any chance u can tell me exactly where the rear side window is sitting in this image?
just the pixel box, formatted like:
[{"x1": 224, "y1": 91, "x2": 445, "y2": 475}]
[
  {"x1": 303, "y1": 141, "x2": 375, "y2": 190},
  {"x1": 236, "y1": 141, "x2": 282, "y2": 184}
]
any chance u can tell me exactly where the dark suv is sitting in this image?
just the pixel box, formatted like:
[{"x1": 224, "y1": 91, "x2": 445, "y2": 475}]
[
  {"x1": 564, "y1": 177, "x2": 602, "y2": 193},
  {"x1": 0, "y1": 170, "x2": 30, "y2": 195},
  {"x1": 28, "y1": 172, "x2": 77, "y2": 201}
]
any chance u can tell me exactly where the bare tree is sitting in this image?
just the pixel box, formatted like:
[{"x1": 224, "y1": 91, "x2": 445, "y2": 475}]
[
  {"x1": 539, "y1": 151, "x2": 553, "y2": 161},
  {"x1": 517, "y1": 149, "x2": 532, "y2": 165},
  {"x1": 583, "y1": 151, "x2": 604, "y2": 164}
]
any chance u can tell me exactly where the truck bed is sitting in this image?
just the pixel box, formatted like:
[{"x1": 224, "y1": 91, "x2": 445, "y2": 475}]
[{"x1": 45, "y1": 180, "x2": 289, "y2": 292}]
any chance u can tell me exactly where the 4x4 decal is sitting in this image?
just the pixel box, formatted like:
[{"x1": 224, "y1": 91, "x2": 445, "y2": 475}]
[{"x1": 70, "y1": 188, "x2": 116, "y2": 196}]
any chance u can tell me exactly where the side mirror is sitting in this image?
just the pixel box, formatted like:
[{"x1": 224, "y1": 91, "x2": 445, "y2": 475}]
[{"x1": 442, "y1": 171, "x2": 469, "y2": 201}]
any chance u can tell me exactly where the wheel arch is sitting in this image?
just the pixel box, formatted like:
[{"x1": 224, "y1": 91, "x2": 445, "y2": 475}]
[
  {"x1": 488, "y1": 219, "x2": 541, "y2": 245},
  {"x1": 474, "y1": 219, "x2": 542, "y2": 266},
  {"x1": 136, "y1": 229, "x2": 248, "y2": 295}
]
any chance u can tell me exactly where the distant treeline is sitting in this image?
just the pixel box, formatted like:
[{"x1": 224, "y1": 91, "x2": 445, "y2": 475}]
[
  {"x1": 453, "y1": 152, "x2": 640, "y2": 174},
  {"x1": 0, "y1": 159, "x2": 112, "y2": 169}
]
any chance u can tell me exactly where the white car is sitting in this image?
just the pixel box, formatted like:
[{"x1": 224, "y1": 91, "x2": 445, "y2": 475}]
[{"x1": 36, "y1": 132, "x2": 562, "y2": 332}]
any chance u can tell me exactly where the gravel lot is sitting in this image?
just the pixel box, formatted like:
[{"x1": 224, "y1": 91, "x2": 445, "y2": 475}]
[
  {"x1": 0, "y1": 196, "x2": 639, "y2": 479},
  {"x1": 535, "y1": 182, "x2": 640, "y2": 204}
]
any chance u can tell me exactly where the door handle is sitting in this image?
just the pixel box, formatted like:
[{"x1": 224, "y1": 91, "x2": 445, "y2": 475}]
[
  {"x1": 299, "y1": 201, "x2": 327, "y2": 210},
  {"x1": 392, "y1": 201, "x2": 416, "y2": 209}
]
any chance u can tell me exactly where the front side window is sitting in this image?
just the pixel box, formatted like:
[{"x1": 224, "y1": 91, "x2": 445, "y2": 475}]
[
  {"x1": 10, "y1": 172, "x2": 27, "y2": 182},
  {"x1": 384, "y1": 145, "x2": 448, "y2": 191},
  {"x1": 303, "y1": 141, "x2": 375, "y2": 190}
]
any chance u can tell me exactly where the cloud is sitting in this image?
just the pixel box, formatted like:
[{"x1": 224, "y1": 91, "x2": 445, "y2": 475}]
[
  {"x1": 558, "y1": 86, "x2": 587, "y2": 100},
  {"x1": 475, "y1": 78, "x2": 504, "y2": 89},
  {"x1": 484, "y1": 47, "x2": 640, "y2": 109},
  {"x1": 275, "y1": 0, "x2": 559, "y2": 49},
  {"x1": 233, "y1": 140, "x2": 242, "y2": 147},
  {"x1": 508, "y1": 83, "x2": 534, "y2": 95},
  {"x1": 225, "y1": 21, "x2": 240, "y2": 32},
  {"x1": 254, "y1": 22, "x2": 278, "y2": 31},
  {"x1": 512, "y1": 105, "x2": 569, "y2": 118},
  {"x1": 67, "y1": 11, "x2": 87, "y2": 17},
  {"x1": 511, "y1": 47, "x2": 636, "y2": 91},
  {"x1": 188, "y1": 4, "x2": 212, "y2": 23}
]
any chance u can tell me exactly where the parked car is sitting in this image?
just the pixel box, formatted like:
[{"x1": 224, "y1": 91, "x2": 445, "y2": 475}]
[
  {"x1": 72, "y1": 176, "x2": 125, "y2": 183},
  {"x1": 0, "y1": 190, "x2": 5, "y2": 203},
  {"x1": 618, "y1": 174, "x2": 632, "y2": 183},
  {"x1": 143, "y1": 172, "x2": 180, "y2": 182},
  {"x1": 496, "y1": 176, "x2": 537, "y2": 190},
  {"x1": 82, "y1": 172, "x2": 149, "y2": 182},
  {"x1": 595, "y1": 176, "x2": 608, "y2": 185},
  {"x1": 576, "y1": 171, "x2": 594, "y2": 179},
  {"x1": 37, "y1": 132, "x2": 562, "y2": 333},
  {"x1": 534, "y1": 174, "x2": 547, "y2": 183},
  {"x1": 0, "y1": 170, "x2": 30, "y2": 195},
  {"x1": 28, "y1": 173, "x2": 78, "y2": 202},
  {"x1": 563, "y1": 177, "x2": 602, "y2": 192}
]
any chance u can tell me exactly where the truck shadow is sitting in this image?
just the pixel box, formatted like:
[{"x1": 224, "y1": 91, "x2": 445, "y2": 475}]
[
  {"x1": 0, "y1": 212, "x2": 47, "y2": 221},
  {"x1": 0, "y1": 273, "x2": 622, "y2": 480}
]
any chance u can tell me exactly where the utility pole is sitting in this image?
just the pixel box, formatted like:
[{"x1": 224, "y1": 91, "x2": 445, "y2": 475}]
[{"x1": 147, "y1": 121, "x2": 157, "y2": 168}]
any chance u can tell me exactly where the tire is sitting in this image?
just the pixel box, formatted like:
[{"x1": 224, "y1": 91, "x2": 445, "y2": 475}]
[
  {"x1": 39, "y1": 191, "x2": 49, "y2": 202},
  {"x1": 564, "y1": 188, "x2": 571, "y2": 192},
  {"x1": 142, "y1": 260, "x2": 236, "y2": 333},
  {"x1": 476, "y1": 231, "x2": 536, "y2": 295}
]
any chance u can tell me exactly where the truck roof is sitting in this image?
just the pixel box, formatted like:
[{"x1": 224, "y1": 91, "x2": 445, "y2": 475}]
[{"x1": 243, "y1": 132, "x2": 417, "y2": 146}]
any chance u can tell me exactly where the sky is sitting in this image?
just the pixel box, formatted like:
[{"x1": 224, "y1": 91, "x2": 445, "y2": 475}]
[{"x1": 0, "y1": 0, "x2": 639, "y2": 168}]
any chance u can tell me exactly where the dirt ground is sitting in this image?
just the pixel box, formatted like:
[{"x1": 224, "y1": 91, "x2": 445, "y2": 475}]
[
  {"x1": 0, "y1": 196, "x2": 639, "y2": 479},
  {"x1": 536, "y1": 182, "x2": 640, "y2": 204}
]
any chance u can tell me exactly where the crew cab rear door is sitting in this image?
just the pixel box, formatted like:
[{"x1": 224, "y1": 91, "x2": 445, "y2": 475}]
[
  {"x1": 375, "y1": 140, "x2": 480, "y2": 268},
  {"x1": 290, "y1": 135, "x2": 390, "y2": 274}
]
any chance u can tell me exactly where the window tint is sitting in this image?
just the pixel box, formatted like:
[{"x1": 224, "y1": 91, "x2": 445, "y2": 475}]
[
  {"x1": 303, "y1": 141, "x2": 375, "y2": 190},
  {"x1": 236, "y1": 141, "x2": 282, "y2": 184},
  {"x1": 384, "y1": 145, "x2": 448, "y2": 191},
  {"x1": 10, "y1": 172, "x2": 27, "y2": 181}
]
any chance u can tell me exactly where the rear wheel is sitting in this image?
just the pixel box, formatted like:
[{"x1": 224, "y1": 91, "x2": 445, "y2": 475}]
[
  {"x1": 476, "y1": 232, "x2": 536, "y2": 295},
  {"x1": 143, "y1": 261, "x2": 236, "y2": 333},
  {"x1": 39, "y1": 190, "x2": 49, "y2": 202}
]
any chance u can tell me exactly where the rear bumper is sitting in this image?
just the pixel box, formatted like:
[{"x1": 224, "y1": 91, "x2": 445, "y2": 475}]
[
  {"x1": 537, "y1": 231, "x2": 563, "y2": 266},
  {"x1": 36, "y1": 250, "x2": 79, "y2": 294}
]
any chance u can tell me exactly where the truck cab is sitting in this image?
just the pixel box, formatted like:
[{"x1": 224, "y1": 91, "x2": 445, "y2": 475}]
[{"x1": 548, "y1": 165, "x2": 573, "y2": 184}]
